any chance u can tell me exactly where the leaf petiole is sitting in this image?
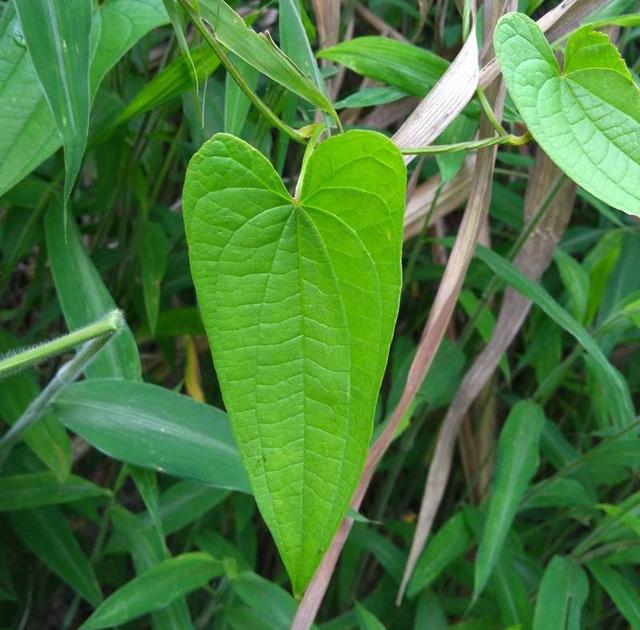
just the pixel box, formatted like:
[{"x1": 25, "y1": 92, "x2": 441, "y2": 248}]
[{"x1": 400, "y1": 131, "x2": 531, "y2": 156}]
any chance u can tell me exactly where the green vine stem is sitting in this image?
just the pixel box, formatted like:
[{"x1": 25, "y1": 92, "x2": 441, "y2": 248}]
[
  {"x1": 400, "y1": 131, "x2": 531, "y2": 156},
  {"x1": 177, "y1": 0, "x2": 310, "y2": 144},
  {"x1": 0, "y1": 311, "x2": 125, "y2": 468}
]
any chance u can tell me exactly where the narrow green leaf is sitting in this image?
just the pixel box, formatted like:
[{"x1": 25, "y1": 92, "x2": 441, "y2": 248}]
[
  {"x1": 494, "y1": 13, "x2": 640, "y2": 215},
  {"x1": 474, "y1": 243, "x2": 636, "y2": 425},
  {"x1": 14, "y1": 0, "x2": 93, "y2": 213},
  {"x1": 10, "y1": 507, "x2": 102, "y2": 606},
  {"x1": 522, "y1": 478, "x2": 595, "y2": 509},
  {"x1": 554, "y1": 249, "x2": 590, "y2": 323},
  {"x1": 110, "y1": 507, "x2": 194, "y2": 630},
  {"x1": 140, "y1": 221, "x2": 169, "y2": 337},
  {"x1": 588, "y1": 561, "x2": 640, "y2": 627},
  {"x1": 196, "y1": 0, "x2": 338, "y2": 124},
  {"x1": 491, "y1": 547, "x2": 532, "y2": 629},
  {"x1": 533, "y1": 556, "x2": 589, "y2": 630},
  {"x1": 318, "y1": 36, "x2": 448, "y2": 98},
  {"x1": 119, "y1": 44, "x2": 220, "y2": 125},
  {"x1": 0, "y1": 472, "x2": 109, "y2": 511},
  {"x1": 474, "y1": 401, "x2": 545, "y2": 599},
  {"x1": 356, "y1": 602, "x2": 388, "y2": 630},
  {"x1": 0, "y1": 0, "x2": 168, "y2": 197},
  {"x1": 279, "y1": 0, "x2": 326, "y2": 97},
  {"x1": 80, "y1": 553, "x2": 222, "y2": 630},
  {"x1": 183, "y1": 130, "x2": 405, "y2": 594},
  {"x1": 224, "y1": 54, "x2": 260, "y2": 136},
  {"x1": 53, "y1": 378, "x2": 250, "y2": 493},
  {"x1": 334, "y1": 86, "x2": 408, "y2": 110},
  {"x1": 44, "y1": 206, "x2": 141, "y2": 381},
  {"x1": 407, "y1": 511, "x2": 472, "y2": 596},
  {"x1": 162, "y1": 0, "x2": 199, "y2": 90}
]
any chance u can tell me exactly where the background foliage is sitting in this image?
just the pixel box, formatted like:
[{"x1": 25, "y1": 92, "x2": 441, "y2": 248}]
[{"x1": 0, "y1": 0, "x2": 639, "y2": 628}]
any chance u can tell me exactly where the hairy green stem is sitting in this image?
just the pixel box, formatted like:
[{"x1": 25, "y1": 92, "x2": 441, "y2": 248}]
[
  {"x1": 0, "y1": 310, "x2": 124, "y2": 379},
  {"x1": 0, "y1": 313, "x2": 123, "y2": 467}
]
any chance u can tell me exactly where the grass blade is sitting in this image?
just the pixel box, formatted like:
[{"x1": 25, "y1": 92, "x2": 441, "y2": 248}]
[
  {"x1": 14, "y1": 0, "x2": 93, "y2": 216},
  {"x1": 79, "y1": 553, "x2": 222, "y2": 630},
  {"x1": 474, "y1": 401, "x2": 545, "y2": 599}
]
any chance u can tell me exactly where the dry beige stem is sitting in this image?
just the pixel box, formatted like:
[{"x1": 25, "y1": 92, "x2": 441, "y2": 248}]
[
  {"x1": 312, "y1": 0, "x2": 344, "y2": 100},
  {"x1": 354, "y1": 2, "x2": 408, "y2": 41},
  {"x1": 399, "y1": 150, "x2": 576, "y2": 598}
]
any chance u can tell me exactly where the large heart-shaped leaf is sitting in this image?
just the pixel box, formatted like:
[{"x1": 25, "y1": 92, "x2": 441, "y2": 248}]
[
  {"x1": 183, "y1": 130, "x2": 405, "y2": 595},
  {"x1": 494, "y1": 13, "x2": 640, "y2": 216}
]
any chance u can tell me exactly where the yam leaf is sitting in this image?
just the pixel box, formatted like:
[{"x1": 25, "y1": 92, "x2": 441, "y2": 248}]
[
  {"x1": 183, "y1": 130, "x2": 405, "y2": 595},
  {"x1": 494, "y1": 13, "x2": 640, "y2": 216}
]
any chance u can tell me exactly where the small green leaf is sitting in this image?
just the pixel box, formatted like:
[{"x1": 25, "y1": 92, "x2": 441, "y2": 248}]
[
  {"x1": 318, "y1": 36, "x2": 448, "y2": 98},
  {"x1": 588, "y1": 561, "x2": 640, "y2": 627},
  {"x1": 140, "y1": 221, "x2": 169, "y2": 336},
  {"x1": 356, "y1": 602, "x2": 388, "y2": 630},
  {"x1": 334, "y1": 86, "x2": 408, "y2": 110},
  {"x1": 10, "y1": 507, "x2": 103, "y2": 606},
  {"x1": 494, "y1": 13, "x2": 640, "y2": 215},
  {"x1": 407, "y1": 511, "x2": 472, "y2": 596},
  {"x1": 533, "y1": 556, "x2": 589, "y2": 630},
  {"x1": 224, "y1": 53, "x2": 260, "y2": 136},
  {"x1": 196, "y1": 0, "x2": 338, "y2": 125},
  {"x1": 14, "y1": 0, "x2": 93, "y2": 214},
  {"x1": 474, "y1": 400, "x2": 545, "y2": 599},
  {"x1": 183, "y1": 130, "x2": 405, "y2": 595},
  {"x1": 80, "y1": 553, "x2": 222, "y2": 630},
  {"x1": 0, "y1": 472, "x2": 109, "y2": 511},
  {"x1": 45, "y1": 206, "x2": 141, "y2": 381},
  {"x1": 53, "y1": 378, "x2": 250, "y2": 493},
  {"x1": 119, "y1": 43, "x2": 220, "y2": 125}
]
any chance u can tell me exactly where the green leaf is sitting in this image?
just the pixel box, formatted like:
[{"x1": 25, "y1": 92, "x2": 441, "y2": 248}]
[
  {"x1": 183, "y1": 130, "x2": 405, "y2": 595},
  {"x1": 588, "y1": 561, "x2": 640, "y2": 627},
  {"x1": 0, "y1": 472, "x2": 109, "y2": 511},
  {"x1": 140, "y1": 221, "x2": 169, "y2": 336},
  {"x1": 10, "y1": 507, "x2": 103, "y2": 606},
  {"x1": 79, "y1": 553, "x2": 222, "y2": 630},
  {"x1": 13, "y1": 0, "x2": 93, "y2": 213},
  {"x1": 279, "y1": 0, "x2": 327, "y2": 98},
  {"x1": 474, "y1": 400, "x2": 545, "y2": 599},
  {"x1": 0, "y1": 0, "x2": 168, "y2": 197},
  {"x1": 554, "y1": 249, "x2": 590, "y2": 323},
  {"x1": 45, "y1": 206, "x2": 141, "y2": 381},
  {"x1": 356, "y1": 602, "x2": 388, "y2": 630},
  {"x1": 53, "y1": 378, "x2": 250, "y2": 493},
  {"x1": 533, "y1": 556, "x2": 589, "y2": 630},
  {"x1": 407, "y1": 511, "x2": 473, "y2": 596},
  {"x1": 118, "y1": 43, "x2": 220, "y2": 126},
  {"x1": 494, "y1": 13, "x2": 640, "y2": 216},
  {"x1": 474, "y1": 243, "x2": 636, "y2": 426},
  {"x1": 318, "y1": 36, "x2": 448, "y2": 98},
  {"x1": 224, "y1": 53, "x2": 260, "y2": 136},
  {"x1": 196, "y1": 0, "x2": 338, "y2": 125},
  {"x1": 334, "y1": 86, "x2": 408, "y2": 110}
]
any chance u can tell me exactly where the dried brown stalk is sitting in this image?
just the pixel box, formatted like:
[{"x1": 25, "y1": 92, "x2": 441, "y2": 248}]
[{"x1": 398, "y1": 149, "x2": 576, "y2": 599}]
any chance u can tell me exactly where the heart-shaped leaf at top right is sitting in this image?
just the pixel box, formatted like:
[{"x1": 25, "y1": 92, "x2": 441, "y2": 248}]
[{"x1": 494, "y1": 13, "x2": 640, "y2": 217}]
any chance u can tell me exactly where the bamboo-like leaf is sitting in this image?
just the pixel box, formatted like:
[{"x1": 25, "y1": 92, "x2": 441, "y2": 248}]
[
  {"x1": 474, "y1": 401, "x2": 545, "y2": 599},
  {"x1": 195, "y1": 0, "x2": 338, "y2": 125},
  {"x1": 495, "y1": 13, "x2": 640, "y2": 216},
  {"x1": 533, "y1": 556, "x2": 589, "y2": 630},
  {"x1": 80, "y1": 553, "x2": 222, "y2": 630},
  {"x1": 588, "y1": 561, "x2": 640, "y2": 628},
  {"x1": 0, "y1": 0, "x2": 168, "y2": 197},
  {"x1": 10, "y1": 507, "x2": 103, "y2": 606},
  {"x1": 14, "y1": 0, "x2": 93, "y2": 214},
  {"x1": 44, "y1": 206, "x2": 141, "y2": 381},
  {"x1": 183, "y1": 130, "x2": 405, "y2": 595},
  {"x1": 53, "y1": 378, "x2": 250, "y2": 493},
  {"x1": 0, "y1": 472, "x2": 109, "y2": 511}
]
